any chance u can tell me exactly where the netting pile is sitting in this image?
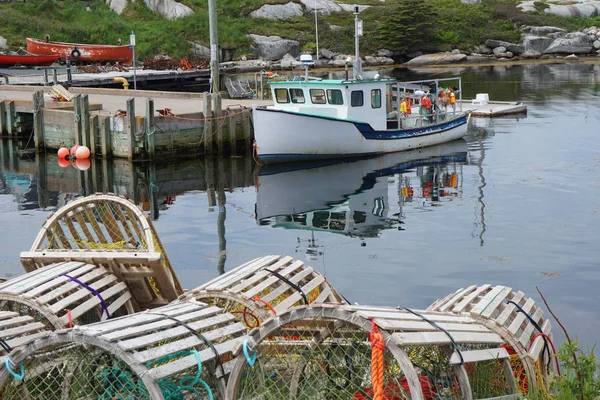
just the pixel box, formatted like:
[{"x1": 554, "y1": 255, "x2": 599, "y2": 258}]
[
  {"x1": 0, "y1": 260, "x2": 133, "y2": 329},
  {"x1": 181, "y1": 255, "x2": 347, "y2": 329},
  {"x1": 0, "y1": 300, "x2": 247, "y2": 400},
  {"x1": 20, "y1": 193, "x2": 183, "y2": 309},
  {"x1": 226, "y1": 305, "x2": 519, "y2": 399},
  {"x1": 428, "y1": 284, "x2": 556, "y2": 395}
]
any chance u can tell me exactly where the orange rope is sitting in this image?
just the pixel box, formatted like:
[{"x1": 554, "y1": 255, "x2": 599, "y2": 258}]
[
  {"x1": 529, "y1": 332, "x2": 561, "y2": 376},
  {"x1": 67, "y1": 309, "x2": 73, "y2": 328},
  {"x1": 231, "y1": 309, "x2": 260, "y2": 329},
  {"x1": 253, "y1": 296, "x2": 277, "y2": 315},
  {"x1": 370, "y1": 319, "x2": 385, "y2": 400}
]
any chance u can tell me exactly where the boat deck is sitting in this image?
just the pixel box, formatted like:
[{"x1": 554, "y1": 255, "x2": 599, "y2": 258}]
[{"x1": 460, "y1": 100, "x2": 527, "y2": 117}]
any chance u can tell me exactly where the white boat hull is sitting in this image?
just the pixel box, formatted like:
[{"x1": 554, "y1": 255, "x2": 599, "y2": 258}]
[{"x1": 254, "y1": 107, "x2": 469, "y2": 163}]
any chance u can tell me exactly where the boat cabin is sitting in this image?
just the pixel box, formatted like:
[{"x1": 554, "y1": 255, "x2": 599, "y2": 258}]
[{"x1": 267, "y1": 79, "x2": 396, "y2": 131}]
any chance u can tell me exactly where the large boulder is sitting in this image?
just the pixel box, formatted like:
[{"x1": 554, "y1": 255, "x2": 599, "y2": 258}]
[
  {"x1": 320, "y1": 48, "x2": 335, "y2": 59},
  {"x1": 523, "y1": 36, "x2": 554, "y2": 53},
  {"x1": 279, "y1": 53, "x2": 298, "y2": 68},
  {"x1": 143, "y1": 0, "x2": 193, "y2": 19},
  {"x1": 405, "y1": 52, "x2": 467, "y2": 66},
  {"x1": 250, "y1": 2, "x2": 303, "y2": 19},
  {"x1": 105, "y1": 0, "x2": 128, "y2": 14},
  {"x1": 544, "y1": 32, "x2": 594, "y2": 54},
  {"x1": 521, "y1": 50, "x2": 542, "y2": 59},
  {"x1": 520, "y1": 26, "x2": 566, "y2": 36},
  {"x1": 485, "y1": 39, "x2": 524, "y2": 54},
  {"x1": 299, "y1": 0, "x2": 342, "y2": 15},
  {"x1": 248, "y1": 34, "x2": 300, "y2": 60},
  {"x1": 364, "y1": 56, "x2": 394, "y2": 65},
  {"x1": 0, "y1": 36, "x2": 7, "y2": 50},
  {"x1": 473, "y1": 45, "x2": 492, "y2": 54},
  {"x1": 544, "y1": 3, "x2": 599, "y2": 18},
  {"x1": 594, "y1": 40, "x2": 600, "y2": 49}
]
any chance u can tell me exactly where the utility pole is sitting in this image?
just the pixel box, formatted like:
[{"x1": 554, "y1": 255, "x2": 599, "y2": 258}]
[
  {"x1": 130, "y1": 31, "x2": 137, "y2": 90},
  {"x1": 353, "y1": 6, "x2": 363, "y2": 80},
  {"x1": 208, "y1": 0, "x2": 219, "y2": 93},
  {"x1": 314, "y1": 0, "x2": 319, "y2": 61}
]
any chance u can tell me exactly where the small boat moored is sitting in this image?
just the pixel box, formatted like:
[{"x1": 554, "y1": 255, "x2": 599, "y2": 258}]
[
  {"x1": 26, "y1": 37, "x2": 133, "y2": 65},
  {"x1": 0, "y1": 52, "x2": 59, "y2": 68},
  {"x1": 253, "y1": 57, "x2": 469, "y2": 164}
]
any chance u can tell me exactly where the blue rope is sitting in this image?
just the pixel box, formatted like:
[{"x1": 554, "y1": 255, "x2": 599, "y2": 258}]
[
  {"x1": 62, "y1": 274, "x2": 111, "y2": 319},
  {"x1": 243, "y1": 338, "x2": 257, "y2": 367},
  {"x1": 4, "y1": 358, "x2": 24, "y2": 381},
  {"x1": 147, "y1": 350, "x2": 213, "y2": 400}
]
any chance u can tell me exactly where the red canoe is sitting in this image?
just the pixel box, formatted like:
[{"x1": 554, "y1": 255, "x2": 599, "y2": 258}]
[
  {"x1": 26, "y1": 38, "x2": 133, "y2": 65},
  {"x1": 0, "y1": 53, "x2": 59, "y2": 68}
]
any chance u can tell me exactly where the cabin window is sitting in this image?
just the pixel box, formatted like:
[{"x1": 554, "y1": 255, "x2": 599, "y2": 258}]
[
  {"x1": 327, "y1": 89, "x2": 344, "y2": 105},
  {"x1": 310, "y1": 89, "x2": 327, "y2": 104},
  {"x1": 290, "y1": 88, "x2": 305, "y2": 104},
  {"x1": 371, "y1": 89, "x2": 382, "y2": 108},
  {"x1": 351, "y1": 91, "x2": 364, "y2": 107},
  {"x1": 275, "y1": 88, "x2": 290, "y2": 103}
]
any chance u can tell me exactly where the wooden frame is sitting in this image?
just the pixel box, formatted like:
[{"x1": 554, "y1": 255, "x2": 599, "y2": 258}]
[
  {"x1": 427, "y1": 284, "x2": 555, "y2": 393},
  {"x1": 21, "y1": 193, "x2": 183, "y2": 309},
  {"x1": 0, "y1": 300, "x2": 247, "y2": 400},
  {"x1": 180, "y1": 255, "x2": 348, "y2": 328},
  {"x1": 226, "y1": 304, "x2": 519, "y2": 400},
  {"x1": 0, "y1": 261, "x2": 135, "y2": 329},
  {"x1": 0, "y1": 311, "x2": 49, "y2": 356}
]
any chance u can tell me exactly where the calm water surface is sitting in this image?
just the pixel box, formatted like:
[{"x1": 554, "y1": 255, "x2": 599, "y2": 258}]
[{"x1": 1, "y1": 63, "x2": 599, "y2": 348}]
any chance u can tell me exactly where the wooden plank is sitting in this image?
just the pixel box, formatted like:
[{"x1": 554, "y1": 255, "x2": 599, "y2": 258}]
[
  {"x1": 2, "y1": 261, "x2": 85, "y2": 294},
  {"x1": 35, "y1": 264, "x2": 106, "y2": 304},
  {"x1": 148, "y1": 259, "x2": 180, "y2": 301},
  {"x1": 73, "y1": 209, "x2": 97, "y2": 245},
  {"x1": 0, "y1": 322, "x2": 46, "y2": 339},
  {"x1": 470, "y1": 285, "x2": 506, "y2": 316},
  {"x1": 449, "y1": 347, "x2": 509, "y2": 364},
  {"x1": 392, "y1": 331, "x2": 503, "y2": 346},
  {"x1": 27, "y1": 263, "x2": 98, "y2": 300},
  {"x1": 83, "y1": 206, "x2": 109, "y2": 244},
  {"x1": 20, "y1": 251, "x2": 162, "y2": 265},
  {"x1": 507, "y1": 298, "x2": 535, "y2": 335},
  {"x1": 481, "y1": 286, "x2": 513, "y2": 319},
  {"x1": 203, "y1": 255, "x2": 282, "y2": 291},
  {"x1": 518, "y1": 307, "x2": 544, "y2": 348},
  {"x1": 375, "y1": 319, "x2": 492, "y2": 333},
  {"x1": 102, "y1": 290, "x2": 132, "y2": 321},
  {"x1": 273, "y1": 274, "x2": 324, "y2": 314},
  {"x1": 356, "y1": 310, "x2": 476, "y2": 324},
  {"x1": 438, "y1": 285, "x2": 477, "y2": 312},
  {"x1": 496, "y1": 291, "x2": 525, "y2": 326},
  {"x1": 0, "y1": 316, "x2": 35, "y2": 329},
  {"x1": 243, "y1": 260, "x2": 305, "y2": 299},
  {"x1": 527, "y1": 319, "x2": 552, "y2": 361},
  {"x1": 314, "y1": 286, "x2": 333, "y2": 303},
  {"x1": 261, "y1": 265, "x2": 315, "y2": 303},
  {"x1": 6, "y1": 331, "x2": 49, "y2": 348},
  {"x1": 452, "y1": 284, "x2": 492, "y2": 313},
  {"x1": 0, "y1": 261, "x2": 70, "y2": 289},
  {"x1": 229, "y1": 256, "x2": 296, "y2": 294},
  {"x1": 49, "y1": 274, "x2": 118, "y2": 314},
  {"x1": 51, "y1": 221, "x2": 72, "y2": 249},
  {"x1": 66, "y1": 281, "x2": 129, "y2": 321}
]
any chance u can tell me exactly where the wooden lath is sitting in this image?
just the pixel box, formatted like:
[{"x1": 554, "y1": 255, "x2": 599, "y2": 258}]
[
  {"x1": 50, "y1": 84, "x2": 75, "y2": 102},
  {"x1": 180, "y1": 255, "x2": 347, "y2": 327}
]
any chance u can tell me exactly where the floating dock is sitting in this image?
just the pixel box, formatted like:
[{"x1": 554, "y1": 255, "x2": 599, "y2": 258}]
[{"x1": 460, "y1": 99, "x2": 527, "y2": 117}]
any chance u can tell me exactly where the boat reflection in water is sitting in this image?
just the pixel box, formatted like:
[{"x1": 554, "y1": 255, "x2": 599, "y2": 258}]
[{"x1": 256, "y1": 139, "x2": 470, "y2": 244}]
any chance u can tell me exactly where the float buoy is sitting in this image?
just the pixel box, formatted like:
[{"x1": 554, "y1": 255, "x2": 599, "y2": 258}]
[
  {"x1": 58, "y1": 158, "x2": 70, "y2": 168},
  {"x1": 71, "y1": 49, "x2": 81, "y2": 59},
  {"x1": 70, "y1": 145, "x2": 80, "y2": 158},
  {"x1": 75, "y1": 146, "x2": 90, "y2": 159},
  {"x1": 57, "y1": 147, "x2": 69, "y2": 159},
  {"x1": 75, "y1": 158, "x2": 91, "y2": 171}
]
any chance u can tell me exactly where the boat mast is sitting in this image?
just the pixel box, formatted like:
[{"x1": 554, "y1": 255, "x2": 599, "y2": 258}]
[{"x1": 353, "y1": 6, "x2": 363, "y2": 80}]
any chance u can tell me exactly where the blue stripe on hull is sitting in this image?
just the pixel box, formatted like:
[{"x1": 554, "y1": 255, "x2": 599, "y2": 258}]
[
  {"x1": 354, "y1": 114, "x2": 468, "y2": 140},
  {"x1": 259, "y1": 152, "x2": 382, "y2": 164}
]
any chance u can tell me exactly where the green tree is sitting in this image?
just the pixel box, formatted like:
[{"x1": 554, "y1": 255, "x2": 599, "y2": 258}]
[{"x1": 372, "y1": 0, "x2": 437, "y2": 53}]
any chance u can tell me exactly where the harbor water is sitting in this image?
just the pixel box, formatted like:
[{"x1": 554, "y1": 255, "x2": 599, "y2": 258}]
[{"x1": 1, "y1": 62, "x2": 599, "y2": 349}]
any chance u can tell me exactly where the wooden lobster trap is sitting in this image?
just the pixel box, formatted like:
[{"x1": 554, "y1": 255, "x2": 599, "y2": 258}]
[
  {"x1": 0, "y1": 260, "x2": 135, "y2": 329},
  {"x1": 227, "y1": 304, "x2": 520, "y2": 400},
  {"x1": 0, "y1": 311, "x2": 49, "y2": 357},
  {"x1": 20, "y1": 193, "x2": 184, "y2": 309},
  {"x1": 180, "y1": 255, "x2": 347, "y2": 329},
  {"x1": 0, "y1": 300, "x2": 247, "y2": 400},
  {"x1": 428, "y1": 284, "x2": 556, "y2": 394}
]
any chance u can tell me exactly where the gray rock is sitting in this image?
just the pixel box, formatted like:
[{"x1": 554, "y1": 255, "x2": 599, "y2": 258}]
[
  {"x1": 550, "y1": 32, "x2": 567, "y2": 39},
  {"x1": 594, "y1": 40, "x2": 600, "y2": 49},
  {"x1": 0, "y1": 36, "x2": 7, "y2": 50},
  {"x1": 466, "y1": 55, "x2": 494, "y2": 63},
  {"x1": 143, "y1": 0, "x2": 193, "y2": 20},
  {"x1": 544, "y1": 3, "x2": 599, "y2": 18},
  {"x1": 485, "y1": 39, "x2": 524, "y2": 54},
  {"x1": 517, "y1": 2, "x2": 537, "y2": 13},
  {"x1": 405, "y1": 53, "x2": 467, "y2": 65},
  {"x1": 377, "y1": 49, "x2": 394, "y2": 57},
  {"x1": 190, "y1": 42, "x2": 210, "y2": 58},
  {"x1": 473, "y1": 45, "x2": 492, "y2": 54},
  {"x1": 564, "y1": 54, "x2": 579, "y2": 60},
  {"x1": 250, "y1": 2, "x2": 303, "y2": 19},
  {"x1": 364, "y1": 56, "x2": 378, "y2": 66},
  {"x1": 495, "y1": 51, "x2": 513, "y2": 58},
  {"x1": 520, "y1": 26, "x2": 566, "y2": 36},
  {"x1": 280, "y1": 53, "x2": 297, "y2": 68},
  {"x1": 540, "y1": 54, "x2": 554, "y2": 59},
  {"x1": 492, "y1": 46, "x2": 506, "y2": 56},
  {"x1": 521, "y1": 50, "x2": 542, "y2": 59},
  {"x1": 105, "y1": 0, "x2": 127, "y2": 14},
  {"x1": 523, "y1": 36, "x2": 554, "y2": 53},
  {"x1": 248, "y1": 34, "x2": 300, "y2": 60},
  {"x1": 320, "y1": 48, "x2": 335, "y2": 59},
  {"x1": 544, "y1": 32, "x2": 594, "y2": 54},
  {"x1": 461, "y1": 0, "x2": 481, "y2": 4},
  {"x1": 451, "y1": 49, "x2": 462, "y2": 55},
  {"x1": 299, "y1": 0, "x2": 342, "y2": 15},
  {"x1": 373, "y1": 56, "x2": 394, "y2": 65}
]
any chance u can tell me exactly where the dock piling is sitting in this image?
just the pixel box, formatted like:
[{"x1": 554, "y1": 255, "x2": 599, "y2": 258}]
[
  {"x1": 213, "y1": 93, "x2": 223, "y2": 153},
  {"x1": 203, "y1": 92, "x2": 213, "y2": 154},
  {"x1": 243, "y1": 107, "x2": 251, "y2": 152},
  {"x1": 100, "y1": 115, "x2": 112, "y2": 158},
  {"x1": 52, "y1": 69, "x2": 58, "y2": 85},
  {"x1": 73, "y1": 94, "x2": 83, "y2": 144},
  {"x1": 0, "y1": 100, "x2": 5, "y2": 135},
  {"x1": 227, "y1": 108, "x2": 237, "y2": 155},
  {"x1": 90, "y1": 115, "x2": 98, "y2": 156},
  {"x1": 82, "y1": 94, "x2": 91, "y2": 148},
  {"x1": 6, "y1": 100, "x2": 15, "y2": 136},
  {"x1": 33, "y1": 90, "x2": 45, "y2": 151},
  {"x1": 126, "y1": 98, "x2": 136, "y2": 161},
  {"x1": 146, "y1": 98, "x2": 155, "y2": 159}
]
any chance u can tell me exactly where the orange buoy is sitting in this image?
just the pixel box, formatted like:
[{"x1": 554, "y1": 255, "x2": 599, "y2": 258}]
[
  {"x1": 58, "y1": 158, "x2": 70, "y2": 168},
  {"x1": 70, "y1": 145, "x2": 80, "y2": 157},
  {"x1": 57, "y1": 147, "x2": 69, "y2": 159},
  {"x1": 75, "y1": 158, "x2": 91, "y2": 171},
  {"x1": 75, "y1": 146, "x2": 90, "y2": 159}
]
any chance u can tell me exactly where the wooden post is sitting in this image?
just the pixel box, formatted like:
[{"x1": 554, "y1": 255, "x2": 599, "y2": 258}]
[
  {"x1": 33, "y1": 90, "x2": 45, "y2": 151},
  {"x1": 0, "y1": 100, "x2": 6, "y2": 135},
  {"x1": 90, "y1": 115, "x2": 98, "y2": 156},
  {"x1": 203, "y1": 92, "x2": 213, "y2": 155},
  {"x1": 73, "y1": 94, "x2": 83, "y2": 144},
  {"x1": 146, "y1": 98, "x2": 155, "y2": 160},
  {"x1": 213, "y1": 93, "x2": 223, "y2": 154},
  {"x1": 52, "y1": 69, "x2": 58, "y2": 85},
  {"x1": 227, "y1": 109, "x2": 237, "y2": 155},
  {"x1": 126, "y1": 98, "x2": 136, "y2": 161},
  {"x1": 6, "y1": 100, "x2": 15, "y2": 136},
  {"x1": 243, "y1": 107, "x2": 251, "y2": 153},
  {"x1": 100, "y1": 115, "x2": 112, "y2": 158},
  {"x1": 81, "y1": 94, "x2": 91, "y2": 148}
]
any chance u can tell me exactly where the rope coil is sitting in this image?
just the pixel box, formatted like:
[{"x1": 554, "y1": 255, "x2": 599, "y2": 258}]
[{"x1": 370, "y1": 319, "x2": 385, "y2": 400}]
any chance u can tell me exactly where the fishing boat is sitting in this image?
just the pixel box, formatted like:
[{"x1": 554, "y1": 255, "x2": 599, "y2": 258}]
[
  {"x1": 26, "y1": 37, "x2": 133, "y2": 65},
  {"x1": 254, "y1": 57, "x2": 469, "y2": 163},
  {"x1": 0, "y1": 52, "x2": 59, "y2": 68}
]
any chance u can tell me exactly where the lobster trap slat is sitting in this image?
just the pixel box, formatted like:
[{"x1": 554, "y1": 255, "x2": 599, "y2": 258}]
[
  {"x1": 0, "y1": 300, "x2": 247, "y2": 400},
  {"x1": 427, "y1": 285, "x2": 556, "y2": 394},
  {"x1": 0, "y1": 261, "x2": 135, "y2": 329},
  {"x1": 20, "y1": 193, "x2": 184, "y2": 309},
  {"x1": 227, "y1": 304, "x2": 519, "y2": 400},
  {"x1": 180, "y1": 255, "x2": 348, "y2": 328},
  {"x1": 0, "y1": 311, "x2": 49, "y2": 355}
]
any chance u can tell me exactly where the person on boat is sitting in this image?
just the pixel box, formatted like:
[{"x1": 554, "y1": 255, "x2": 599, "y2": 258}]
[
  {"x1": 440, "y1": 89, "x2": 448, "y2": 112},
  {"x1": 421, "y1": 93, "x2": 432, "y2": 123},
  {"x1": 449, "y1": 88, "x2": 456, "y2": 114},
  {"x1": 399, "y1": 96, "x2": 410, "y2": 128}
]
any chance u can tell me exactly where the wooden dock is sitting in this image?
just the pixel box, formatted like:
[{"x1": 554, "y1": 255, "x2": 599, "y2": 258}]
[
  {"x1": 0, "y1": 85, "x2": 270, "y2": 160},
  {"x1": 460, "y1": 99, "x2": 527, "y2": 117}
]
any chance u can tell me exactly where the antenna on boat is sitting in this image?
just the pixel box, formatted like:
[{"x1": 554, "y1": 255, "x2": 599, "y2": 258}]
[
  {"x1": 353, "y1": 5, "x2": 363, "y2": 80},
  {"x1": 300, "y1": 54, "x2": 314, "y2": 81}
]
